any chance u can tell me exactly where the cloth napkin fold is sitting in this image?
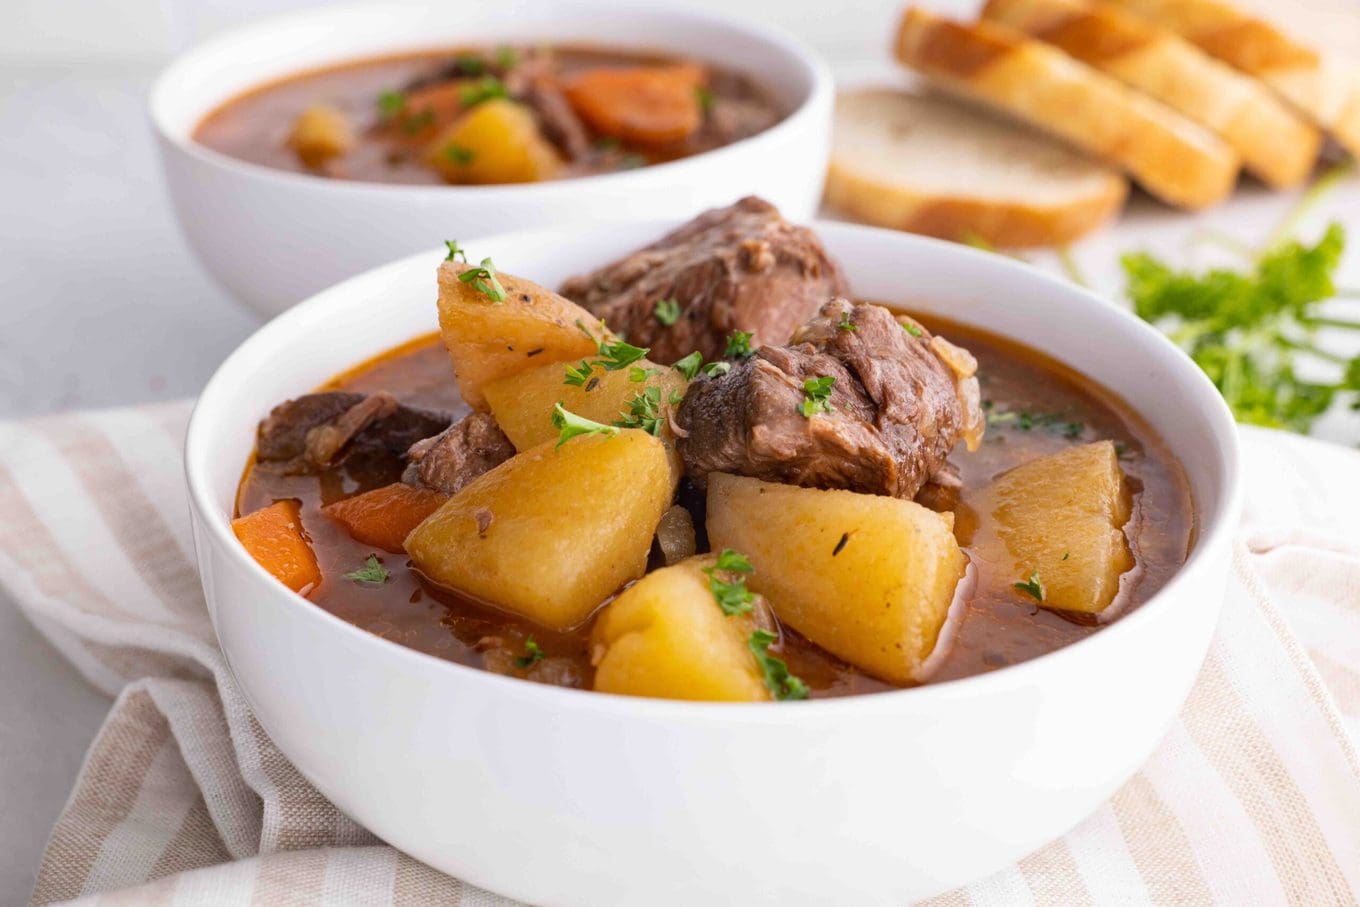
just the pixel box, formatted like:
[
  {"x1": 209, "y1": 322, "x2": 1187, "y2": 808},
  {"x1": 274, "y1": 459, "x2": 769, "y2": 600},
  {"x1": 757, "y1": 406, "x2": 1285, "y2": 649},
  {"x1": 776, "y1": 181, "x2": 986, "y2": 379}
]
[{"x1": 2, "y1": 400, "x2": 1358, "y2": 906}]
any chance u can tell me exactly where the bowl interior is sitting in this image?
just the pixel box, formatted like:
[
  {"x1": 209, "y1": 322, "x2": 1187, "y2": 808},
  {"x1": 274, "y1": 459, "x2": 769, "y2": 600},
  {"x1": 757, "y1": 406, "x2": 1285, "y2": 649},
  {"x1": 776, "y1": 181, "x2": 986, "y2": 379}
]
[
  {"x1": 188, "y1": 220, "x2": 1240, "y2": 702},
  {"x1": 151, "y1": 0, "x2": 818, "y2": 143}
]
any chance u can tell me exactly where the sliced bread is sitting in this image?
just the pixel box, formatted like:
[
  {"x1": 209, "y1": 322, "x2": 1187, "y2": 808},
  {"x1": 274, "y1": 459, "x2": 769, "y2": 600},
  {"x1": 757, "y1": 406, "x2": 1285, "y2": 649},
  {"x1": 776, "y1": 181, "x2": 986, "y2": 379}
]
[
  {"x1": 894, "y1": 7, "x2": 1240, "y2": 209},
  {"x1": 982, "y1": 0, "x2": 1321, "y2": 187},
  {"x1": 1106, "y1": 0, "x2": 1360, "y2": 156},
  {"x1": 824, "y1": 88, "x2": 1128, "y2": 247}
]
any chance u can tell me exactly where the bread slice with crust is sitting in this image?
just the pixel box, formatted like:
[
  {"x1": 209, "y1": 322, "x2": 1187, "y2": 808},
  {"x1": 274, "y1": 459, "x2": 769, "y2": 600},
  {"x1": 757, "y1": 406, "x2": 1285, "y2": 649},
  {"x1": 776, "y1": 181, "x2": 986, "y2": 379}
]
[
  {"x1": 1106, "y1": 0, "x2": 1360, "y2": 156},
  {"x1": 824, "y1": 88, "x2": 1128, "y2": 247},
  {"x1": 894, "y1": 7, "x2": 1240, "y2": 209},
  {"x1": 982, "y1": 0, "x2": 1321, "y2": 187}
]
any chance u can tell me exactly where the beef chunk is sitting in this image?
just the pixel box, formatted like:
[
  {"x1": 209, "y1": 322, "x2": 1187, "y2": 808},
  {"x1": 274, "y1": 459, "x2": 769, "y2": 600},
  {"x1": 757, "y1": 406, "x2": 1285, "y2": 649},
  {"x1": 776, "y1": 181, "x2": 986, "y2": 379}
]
[
  {"x1": 403, "y1": 412, "x2": 516, "y2": 495},
  {"x1": 501, "y1": 48, "x2": 592, "y2": 160},
  {"x1": 676, "y1": 300, "x2": 983, "y2": 500},
  {"x1": 559, "y1": 197, "x2": 848, "y2": 364},
  {"x1": 256, "y1": 392, "x2": 450, "y2": 479}
]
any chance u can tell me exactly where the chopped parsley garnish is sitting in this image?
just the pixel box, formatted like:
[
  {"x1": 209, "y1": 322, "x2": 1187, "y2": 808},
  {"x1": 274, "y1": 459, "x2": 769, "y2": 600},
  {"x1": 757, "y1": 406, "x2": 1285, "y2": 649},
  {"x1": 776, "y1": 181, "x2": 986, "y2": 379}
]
[
  {"x1": 799, "y1": 375, "x2": 836, "y2": 418},
  {"x1": 984, "y1": 404, "x2": 1084, "y2": 439},
  {"x1": 443, "y1": 240, "x2": 467, "y2": 263},
  {"x1": 459, "y1": 76, "x2": 507, "y2": 107},
  {"x1": 1014, "y1": 571, "x2": 1045, "y2": 602},
  {"x1": 701, "y1": 361, "x2": 731, "y2": 378},
  {"x1": 837, "y1": 312, "x2": 857, "y2": 332},
  {"x1": 516, "y1": 636, "x2": 544, "y2": 668},
  {"x1": 614, "y1": 386, "x2": 665, "y2": 436},
  {"x1": 900, "y1": 321, "x2": 924, "y2": 338},
  {"x1": 563, "y1": 360, "x2": 595, "y2": 387},
  {"x1": 595, "y1": 339, "x2": 649, "y2": 371},
  {"x1": 695, "y1": 84, "x2": 714, "y2": 113},
  {"x1": 457, "y1": 257, "x2": 507, "y2": 302},
  {"x1": 724, "y1": 330, "x2": 755, "y2": 359},
  {"x1": 344, "y1": 554, "x2": 389, "y2": 585},
  {"x1": 1123, "y1": 218, "x2": 1359, "y2": 433},
  {"x1": 653, "y1": 298, "x2": 682, "y2": 325},
  {"x1": 401, "y1": 108, "x2": 434, "y2": 134},
  {"x1": 617, "y1": 153, "x2": 647, "y2": 170},
  {"x1": 748, "y1": 629, "x2": 810, "y2": 701},
  {"x1": 703, "y1": 548, "x2": 755, "y2": 616},
  {"x1": 496, "y1": 46, "x2": 518, "y2": 68},
  {"x1": 551, "y1": 402, "x2": 618, "y2": 448},
  {"x1": 672, "y1": 351, "x2": 704, "y2": 380},
  {"x1": 454, "y1": 54, "x2": 486, "y2": 76},
  {"x1": 377, "y1": 90, "x2": 406, "y2": 119},
  {"x1": 442, "y1": 144, "x2": 475, "y2": 164}
]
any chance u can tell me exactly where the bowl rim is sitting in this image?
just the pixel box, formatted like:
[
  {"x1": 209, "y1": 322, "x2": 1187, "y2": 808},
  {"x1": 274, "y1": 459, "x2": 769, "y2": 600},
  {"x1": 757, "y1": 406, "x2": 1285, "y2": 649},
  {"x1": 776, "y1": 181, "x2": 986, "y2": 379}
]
[
  {"x1": 147, "y1": 0, "x2": 833, "y2": 200},
  {"x1": 185, "y1": 218, "x2": 1243, "y2": 718}
]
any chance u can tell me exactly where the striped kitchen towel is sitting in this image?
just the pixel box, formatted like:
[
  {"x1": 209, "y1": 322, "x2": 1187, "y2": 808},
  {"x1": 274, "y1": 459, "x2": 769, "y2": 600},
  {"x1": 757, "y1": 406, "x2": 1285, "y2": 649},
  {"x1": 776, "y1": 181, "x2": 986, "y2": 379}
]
[{"x1": 1, "y1": 400, "x2": 1358, "y2": 906}]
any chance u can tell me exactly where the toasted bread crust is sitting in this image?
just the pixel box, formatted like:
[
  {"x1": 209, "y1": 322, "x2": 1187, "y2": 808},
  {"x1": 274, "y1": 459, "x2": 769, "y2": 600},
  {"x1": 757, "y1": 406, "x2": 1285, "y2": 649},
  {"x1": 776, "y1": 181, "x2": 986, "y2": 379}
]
[
  {"x1": 1107, "y1": 0, "x2": 1360, "y2": 155},
  {"x1": 983, "y1": 0, "x2": 1321, "y2": 187},
  {"x1": 895, "y1": 8, "x2": 1240, "y2": 209}
]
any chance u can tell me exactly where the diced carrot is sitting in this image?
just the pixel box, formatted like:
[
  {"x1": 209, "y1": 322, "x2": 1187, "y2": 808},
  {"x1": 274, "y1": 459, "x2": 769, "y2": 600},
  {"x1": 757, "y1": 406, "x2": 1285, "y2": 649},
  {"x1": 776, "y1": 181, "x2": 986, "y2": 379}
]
[
  {"x1": 322, "y1": 483, "x2": 449, "y2": 553},
  {"x1": 563, "y1": 64, "x2": 706, "y2": 146},
  {"x1": 232, "y1": 500, "x2": 323, "y2": 594}
]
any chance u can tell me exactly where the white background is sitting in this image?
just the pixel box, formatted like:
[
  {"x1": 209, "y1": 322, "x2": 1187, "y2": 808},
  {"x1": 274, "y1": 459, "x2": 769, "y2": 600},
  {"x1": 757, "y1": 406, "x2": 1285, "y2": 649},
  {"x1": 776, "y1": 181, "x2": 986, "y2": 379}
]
[{"x1": 2, "y1": 0, "x2": 1358, "y2": 900}]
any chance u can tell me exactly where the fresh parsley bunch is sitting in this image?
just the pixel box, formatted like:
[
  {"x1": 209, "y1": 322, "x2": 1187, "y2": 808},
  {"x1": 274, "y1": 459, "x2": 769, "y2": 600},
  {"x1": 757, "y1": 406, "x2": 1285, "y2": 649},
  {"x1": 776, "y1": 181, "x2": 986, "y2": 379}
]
[{"x1": 1123, "y1": 223, "x2": 1360, "y2": 434}]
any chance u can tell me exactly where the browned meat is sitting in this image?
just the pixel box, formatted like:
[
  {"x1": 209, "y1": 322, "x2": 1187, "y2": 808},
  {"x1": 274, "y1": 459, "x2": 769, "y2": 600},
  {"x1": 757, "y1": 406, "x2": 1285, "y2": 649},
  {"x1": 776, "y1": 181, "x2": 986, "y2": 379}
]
[
  {"x1": 677, "y1": 299, "x2": 983, "y2": 499},
  {"x1": 559, "y1": 197, "x2": 848, "y2": 364},
  {"x1": 403, "y1": 412, "x2": 516, "y2": 495},
  {"x1": 256, "y1": 392, "x2": 450, "y2": 479},
  {"x1": 697, "y1": 70, "x2": 782, "y2": 147},
  {"x1": 502, "y1": 49, "x2": 592, "y2": 160}
]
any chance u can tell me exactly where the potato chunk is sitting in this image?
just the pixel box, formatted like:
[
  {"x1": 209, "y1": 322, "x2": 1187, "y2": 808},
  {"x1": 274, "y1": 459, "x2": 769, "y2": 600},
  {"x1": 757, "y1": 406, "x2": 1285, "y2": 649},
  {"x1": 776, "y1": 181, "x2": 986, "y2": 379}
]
[
  {"x1": 424, "y1": 99, "x2": 562, "y2": 184},
  {"x1": 286, "y1": 104, "x2": 353, "y2": 168},
  {"x1": 591, "y1": 556, "x2": 770, "y2": 702},
  {"x1": 405, "y1": 430, "x2": 674, "y2": 630},
  {"x1": 437, "y1": 261, "x2": 611, "y2": 410},
  {"x1": 707, "y1": 473, "x2": 966, "y2": 684},
  {"x1": 980, "y1": 441, "x2": 1133, "y2": 615},
  {"x1": 483, "y1": 357, "x2": 688, "y2": 451}
]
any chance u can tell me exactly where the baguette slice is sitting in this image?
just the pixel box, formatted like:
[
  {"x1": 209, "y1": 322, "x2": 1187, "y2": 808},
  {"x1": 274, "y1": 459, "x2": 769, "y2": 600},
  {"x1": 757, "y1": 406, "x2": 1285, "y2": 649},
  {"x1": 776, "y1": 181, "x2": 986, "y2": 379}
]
[
  {"x1": 1106, "y1": 0, "x2": 1360, "y2": 156},
  {"x1": 894, "y1": 7, "x2": 1240, "y2": 209},
  {"x1": 825, "y1": 88, "x2": 1128, "y2": 247},
  {"x1": 982, "y1": 0, "x2": 1321, "y2": 187}
]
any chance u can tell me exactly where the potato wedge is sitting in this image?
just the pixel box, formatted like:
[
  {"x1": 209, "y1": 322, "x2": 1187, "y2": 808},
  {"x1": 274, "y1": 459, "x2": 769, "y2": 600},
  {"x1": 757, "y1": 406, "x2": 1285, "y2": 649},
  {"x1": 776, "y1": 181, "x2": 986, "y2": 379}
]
[
  {"x1": 483, "y1": 357, "x2": 688, "y2": 451},
  {"x1": 437, "y1": 261, "x2": 611, "y2": 410},
  {"x1": 286, "y1": 104, "x2": 353, "y2": 168},
  {"x1": 978, "y1": 441, "x2": 1133, "y2": 615},
  {"x1": 425, "y1": 99, "x2": 562, "y2": 184},
  {"x1": 591, "y1": 556, "x2": 770, "y2": 702},
  {"x1": 405, "y1": 429, "x2": 675, "y2": 630},
  {"x1": 707, "y1": 473, "x2": 967, "y2": 684}
]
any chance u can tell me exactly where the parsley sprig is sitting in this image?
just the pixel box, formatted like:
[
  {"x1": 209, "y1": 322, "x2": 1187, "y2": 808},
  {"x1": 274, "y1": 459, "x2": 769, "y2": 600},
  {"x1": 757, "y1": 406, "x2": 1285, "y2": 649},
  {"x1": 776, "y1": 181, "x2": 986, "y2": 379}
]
[
  {"x1": 459, "y1": 76, "x2": 507, "y2": 106},
  {"x1": 1014, "y1": 571, "x2": 1045, "y2": 602},
  {"x1": 377, "y1": 90, "x2": 406, "y2": 119},
  {"x1": 724, "y1": 330, "x2": 754, "y2": 359},
  {"x1": 799, "y1": 375, "x2": 836, "y2": 418},
  {"x1": 614, "y1": 386, "x2": 665, "y2": 436},
  {"x1": 654, "y1": 298, "x2": 682, "y2": 325},
  {"x1": 703, "y1": 548, "x2": 755, "y2": 616},
  {"x1": 551, "y1": 402, "x2": 618, "y2": 448},
  {"x1": 1124, "y1": 218, "x2": 1359, "y2": 433},
  {"x1": 344, "y1": 554, "x2": 390, "y2": 585},
  {"x1": 672, "y1": 351, "x2": 704, "y2": 380},
  {"x1": 516, "y1": 636, "x2": 545, "y2": 668},
  {"x1": 595, "y1": 339, "x2": 649, "y2": 371},
  {"x1": 748, "y1": 629, "x2": 810, "y2": 701},
  {"x1": 457, "y1": 257, "x2": 507, "y2": 302}
]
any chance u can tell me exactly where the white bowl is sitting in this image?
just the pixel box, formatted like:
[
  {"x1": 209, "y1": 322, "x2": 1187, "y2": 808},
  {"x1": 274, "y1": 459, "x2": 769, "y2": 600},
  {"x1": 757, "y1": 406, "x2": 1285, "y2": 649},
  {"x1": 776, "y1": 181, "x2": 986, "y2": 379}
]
[
  {"x1": 149, "y1": 1, "x2": 832, "y2": 319},
  {"x1": 185, "y1": 221, "x2": 1241, "y2": 905}
]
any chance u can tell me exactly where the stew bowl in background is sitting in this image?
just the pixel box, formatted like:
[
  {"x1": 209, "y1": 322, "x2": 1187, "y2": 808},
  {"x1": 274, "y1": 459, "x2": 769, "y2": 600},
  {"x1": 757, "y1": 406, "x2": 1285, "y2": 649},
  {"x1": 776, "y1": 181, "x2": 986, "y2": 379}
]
[
  {"x1": 185, "y1": 222, "x2": 1240, "y2": 905},
  {"x1": 149, "y1": 1, "x2": 832, "y2": 318}
]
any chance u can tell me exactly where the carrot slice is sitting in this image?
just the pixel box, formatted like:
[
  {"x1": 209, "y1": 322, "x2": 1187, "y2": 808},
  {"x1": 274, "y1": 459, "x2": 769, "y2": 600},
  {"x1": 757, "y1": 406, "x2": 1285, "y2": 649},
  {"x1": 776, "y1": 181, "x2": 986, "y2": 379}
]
[
  {"x1": 322, "y1": 483, "x2": 449, "y2": 553},
  {"x1": 563, "y1": 64, "x2": 705, "y2": 145},
  {"x1": 232, "y1": 500, "x2": 322, "y2": 594}
]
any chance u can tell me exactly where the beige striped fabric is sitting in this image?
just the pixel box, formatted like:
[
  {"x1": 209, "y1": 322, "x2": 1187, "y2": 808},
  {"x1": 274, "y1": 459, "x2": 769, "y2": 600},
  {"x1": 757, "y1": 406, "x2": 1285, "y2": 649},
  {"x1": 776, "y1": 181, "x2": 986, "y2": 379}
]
[{"x1": 2, "y1": 401, "x2": 1358, "y2": 906}]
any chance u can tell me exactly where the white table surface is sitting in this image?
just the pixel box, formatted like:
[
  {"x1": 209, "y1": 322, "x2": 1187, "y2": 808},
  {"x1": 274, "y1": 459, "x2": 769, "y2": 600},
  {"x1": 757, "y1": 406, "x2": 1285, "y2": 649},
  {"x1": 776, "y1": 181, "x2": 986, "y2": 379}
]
[{"x1": 3, "y1": 47, "x2": 1358, "y2": 903}]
